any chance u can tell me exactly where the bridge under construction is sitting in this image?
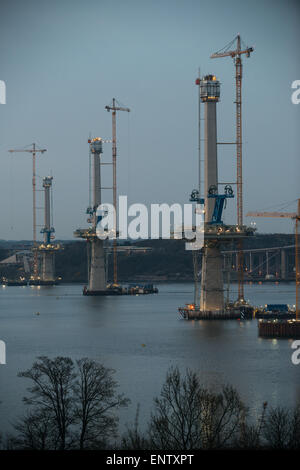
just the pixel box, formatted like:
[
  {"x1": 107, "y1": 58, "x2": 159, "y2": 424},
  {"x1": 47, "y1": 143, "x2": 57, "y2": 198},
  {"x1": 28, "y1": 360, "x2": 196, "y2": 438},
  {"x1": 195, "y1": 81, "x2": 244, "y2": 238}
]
[
  {"x1": 30, "y1": 176, "x2": 62, "y2": 285},
  {"x1": 179, "y1": 74, "x2": 254, "y2": 320},
  {"x1": 74, "y1": 137, "x2": 158, "y2": 296}
]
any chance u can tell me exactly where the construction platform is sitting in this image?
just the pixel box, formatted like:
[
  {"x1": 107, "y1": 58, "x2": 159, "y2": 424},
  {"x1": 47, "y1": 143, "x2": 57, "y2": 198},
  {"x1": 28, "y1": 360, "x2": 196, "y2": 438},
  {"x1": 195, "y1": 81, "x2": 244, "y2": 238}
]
[
  {"x1": 173, "y1": 223, "x2": 254, "y2": 241},
  {"x1": 2, "y1": 278, "x2": 28, "y2": 286},
  {"x1": 29, "y1": 279, "x2": 60, "y2": 286},
  {"x1": 256, "y1": 312, "x2": 296, "y2": 320},
  {"x1": 83, "y1": 283, "x2": 158, "y2": 296},
  {"x1": 258, "y1": 319, "x2": 300, "y2": 338},
  {"x1": 74, "y1": 228, "x2": 117, "y2": 240},
  {"x1": 255, "y1": 304, "x2": 296, "y2": 320},
  {"x1": 35, "y1": 243, "x2": 62, "y2": 253},
  {"x1": 179, "y1": 302, "x2": 254, "y2": 320}
]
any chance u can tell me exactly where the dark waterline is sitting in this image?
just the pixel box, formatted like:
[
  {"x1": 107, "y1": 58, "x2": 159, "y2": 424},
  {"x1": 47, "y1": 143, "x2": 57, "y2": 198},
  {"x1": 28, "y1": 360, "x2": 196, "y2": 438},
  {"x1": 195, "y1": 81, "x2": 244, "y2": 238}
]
[{"x1": 0, "y1": 282, "x2": 299, "y2": 435}]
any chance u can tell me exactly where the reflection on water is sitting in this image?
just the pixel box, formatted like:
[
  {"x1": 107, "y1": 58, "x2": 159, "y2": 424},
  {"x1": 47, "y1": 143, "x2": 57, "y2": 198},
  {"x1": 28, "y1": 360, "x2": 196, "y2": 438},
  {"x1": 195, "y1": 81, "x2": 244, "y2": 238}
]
[{"x1": 0, "y1": 282, "x2": 299, "y2": 433}]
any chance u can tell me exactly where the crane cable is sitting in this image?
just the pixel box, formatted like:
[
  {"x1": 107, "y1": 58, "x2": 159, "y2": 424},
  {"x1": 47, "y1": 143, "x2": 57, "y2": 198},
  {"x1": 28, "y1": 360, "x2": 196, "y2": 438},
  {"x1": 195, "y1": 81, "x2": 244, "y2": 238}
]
[
  {"x1": 127, "y1": 111, "x2": 131, "y2": 205},
  {"x1": 9, "y1": 152, "x2": 14, "y2": 231},
  {"x1": 259, "y1": 199, "x2": 298, "y2": 213}
]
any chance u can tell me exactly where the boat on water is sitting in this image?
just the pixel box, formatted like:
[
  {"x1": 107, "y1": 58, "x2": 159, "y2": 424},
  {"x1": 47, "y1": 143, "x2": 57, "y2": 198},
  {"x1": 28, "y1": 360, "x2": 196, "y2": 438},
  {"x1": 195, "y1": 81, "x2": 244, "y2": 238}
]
[
  {"x1": 83, "y1": 283, "x2": 159, "y2": 296},
  {"x1": 255, "y1": 304, "x2": 296, "y2": 320},
  {"x1": 2, "y1": 277, "x2": 28, "y2": 286},
  {"x1": 28, "y1": 279, "x2": 60, "y2": 286},
  {"x1": 178, "y1": 301, "x2": 254, "y2": 320},
  {"x1": 127, "y1": 283, "x2": 158, "y2": 295},
  {"x1": 2, "y1": 276, "x2": 62, "y2": 287}
]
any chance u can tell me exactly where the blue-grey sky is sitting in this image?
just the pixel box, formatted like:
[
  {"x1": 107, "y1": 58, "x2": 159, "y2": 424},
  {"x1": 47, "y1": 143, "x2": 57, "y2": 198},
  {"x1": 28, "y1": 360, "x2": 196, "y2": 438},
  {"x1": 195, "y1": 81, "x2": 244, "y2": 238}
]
[{"x1": 0, "y1": 0, "x2": 299, "y2": 239}]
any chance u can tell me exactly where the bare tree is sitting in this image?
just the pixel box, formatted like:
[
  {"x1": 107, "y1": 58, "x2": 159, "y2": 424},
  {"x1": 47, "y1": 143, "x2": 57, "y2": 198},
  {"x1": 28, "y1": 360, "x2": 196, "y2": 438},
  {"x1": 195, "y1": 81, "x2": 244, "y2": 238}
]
[
  {"x1": 18, "y1": 356, "x2": 76, "y2": 449},
  {"x1": 121, "y1": 405, "x2": 150, "y2": 450},
  {"x1": 289, "y1": 405, "x2": 300, "y2": 449},
  {"x1": 200, "y1": 385, "x2": 246, "y2": 449},
  {"x1": 74, "y1": 358, "x2": 129, "y2": 449},
  {"x1": 149, "y1": 367, "x2": 207, "y2": 449},
  {"x1": 15, "y1": 356, "x2": 129, "y2": 450},
  {"x1": 236, "y1": 402, "x2": 268, "y2": 449},
  {"x1": 263, "y1": 405, "x2": 300, "y2": 449},
  {"x1": 148, "y1": 367, "x2": 246, "y2": 450},
  {"x1": 13, "y1": 409, "x2": 59, "y2": 450},
  {"x1": 13, "y1": 359, "x2": 300, "y2": 451}
]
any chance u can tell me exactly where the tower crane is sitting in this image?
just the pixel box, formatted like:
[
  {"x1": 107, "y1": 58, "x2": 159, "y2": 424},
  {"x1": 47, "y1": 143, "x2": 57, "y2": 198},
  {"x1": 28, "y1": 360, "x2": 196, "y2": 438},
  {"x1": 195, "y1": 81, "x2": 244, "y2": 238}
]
[
  {"x1": 9, "y1": 143, "x2": 47, "y2": 278},
  {"x1": 211, "y1": 34, "x2": 254, "y2": 302},
  {"x1": 105, "y1": 98, "x2": 130, "y2": 285},
  {"x1": 247, "y1": 199, "x2": 300, "y2": 320}
]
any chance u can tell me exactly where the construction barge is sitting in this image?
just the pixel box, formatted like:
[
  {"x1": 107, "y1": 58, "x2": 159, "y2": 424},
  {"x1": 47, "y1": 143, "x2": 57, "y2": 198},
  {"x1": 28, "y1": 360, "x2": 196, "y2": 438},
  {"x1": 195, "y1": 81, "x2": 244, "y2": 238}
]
[
  {"x1": 83, "y1": 283, "x2": 158, "y2": 296},
  {"x1": 258, "y1": 319, "x2": 300, "y2": 338},
  {"x1": 29, "y1": 279, "x2": 60, "y2": 286},
  {"x1": 2, "y1": 277, "x2": 28, "y2": 286},
  {"x1": 2, "y1": 278, "x2": 61, "y2": 286},
  {"x1": 179, "y1": 303, "x2": 254, "y2": 320}
]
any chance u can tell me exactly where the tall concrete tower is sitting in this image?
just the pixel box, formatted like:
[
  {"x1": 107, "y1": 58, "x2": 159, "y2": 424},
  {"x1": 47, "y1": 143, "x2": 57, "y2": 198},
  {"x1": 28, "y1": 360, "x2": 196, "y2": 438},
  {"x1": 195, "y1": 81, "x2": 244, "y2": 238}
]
[
  {"x1": 88, "y1": 139, "x2": 106, "y2": 293},
  {"x1": 37, "y1": 176, "x2": 61, "y2": 284},
  {"x1": 74, "y1": 138, "x2": 107, "y2": 295},
  {"x1": 199, "y1": 75, "x2": 224, "y2": 312},
  {"x1": 179, "y1": 75, "x2": 255, "y2": 319},
  {"x1": 202, "y1": 76, "x2": 220, "y2": 223}
]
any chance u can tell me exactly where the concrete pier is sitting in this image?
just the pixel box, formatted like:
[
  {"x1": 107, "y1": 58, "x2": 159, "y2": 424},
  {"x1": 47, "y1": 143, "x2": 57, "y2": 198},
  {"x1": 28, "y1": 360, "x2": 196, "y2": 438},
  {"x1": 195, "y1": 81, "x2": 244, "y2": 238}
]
[
  {"x1": 41, "y1": 251, "x2": 55, "y2": 281},
  {"x1": 37, "y1": 176, "x2": 61, "y2": 284},
  {"x1": 87, "y1": 140, "x2": 107, "y2": 293},
  {"x1": 281, "y1": 249, "x2": 286, "y2": 280},
  {"x1": 75, "y1": 138, "x2": 107, "y2": 295},
  {"x1": 259, "y1": 319, "x2": 300, "y2": 338},
  {"x1": 200, "y1": 243, "x2": 224, "y2": 311},
  {"x1": 89, "y1": 238, "x2": 106, "y2": 291},
  {"x1": 199, "y1": 75, "x2": 224, "y2": 313}
]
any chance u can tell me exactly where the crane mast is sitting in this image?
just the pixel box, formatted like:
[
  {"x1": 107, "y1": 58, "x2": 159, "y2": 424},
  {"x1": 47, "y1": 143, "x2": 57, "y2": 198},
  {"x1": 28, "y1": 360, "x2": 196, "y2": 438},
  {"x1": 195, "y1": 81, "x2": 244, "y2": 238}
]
[
  {"x1": 296, "y1": 199, "x2": 300, "y2": 321},
  {"x1": 235, "y1": 36, "x2": 243, "y2": 227},
  {"x1": 105, "y1": 98, "x2": 130, "y2": 285},
  {"x1": 9, "y1": 143, "x2": 47, "y2": 279},
  {"x1": 211, "y1": 34, "x2": 254, "y2": 301}
]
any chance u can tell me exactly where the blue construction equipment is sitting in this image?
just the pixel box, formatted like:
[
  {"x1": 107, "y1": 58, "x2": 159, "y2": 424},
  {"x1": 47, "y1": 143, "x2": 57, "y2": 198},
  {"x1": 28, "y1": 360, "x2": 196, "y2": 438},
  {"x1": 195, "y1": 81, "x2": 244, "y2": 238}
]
[{"x1": 207, "y1": 185, "x2": 234, "y2": 224}]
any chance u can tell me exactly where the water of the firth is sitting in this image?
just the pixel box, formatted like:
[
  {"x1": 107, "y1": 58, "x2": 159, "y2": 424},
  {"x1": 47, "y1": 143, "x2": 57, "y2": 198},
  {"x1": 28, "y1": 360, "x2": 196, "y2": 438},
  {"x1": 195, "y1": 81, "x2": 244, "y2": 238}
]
[{"x1": 0, "y1": 282, "x2": 299, "y2": 435}]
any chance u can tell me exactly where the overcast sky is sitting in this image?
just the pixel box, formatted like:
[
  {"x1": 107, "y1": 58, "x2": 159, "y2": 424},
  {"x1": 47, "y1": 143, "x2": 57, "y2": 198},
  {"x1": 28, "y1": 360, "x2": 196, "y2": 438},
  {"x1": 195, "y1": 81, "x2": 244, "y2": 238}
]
[{"x1": 0, "y1": 0, "x2": 299, "y2": 240}]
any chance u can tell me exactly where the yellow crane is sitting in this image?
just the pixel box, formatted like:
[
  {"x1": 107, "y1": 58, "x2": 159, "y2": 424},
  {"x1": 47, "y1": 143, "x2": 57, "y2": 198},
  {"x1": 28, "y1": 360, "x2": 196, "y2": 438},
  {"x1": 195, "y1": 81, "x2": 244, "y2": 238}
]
[
  {"x1": 105, "y1": 99, "x2": 130, "y2": 285},
  {"x1": 247, "y1": 199, "x2": 300, "y2": 320},
  {"x1": 211, "y1": 35, "x2": 254, "y2": 303},
  {"x1": 9, "y1": 143, "x2": 47, "y2": 279}
]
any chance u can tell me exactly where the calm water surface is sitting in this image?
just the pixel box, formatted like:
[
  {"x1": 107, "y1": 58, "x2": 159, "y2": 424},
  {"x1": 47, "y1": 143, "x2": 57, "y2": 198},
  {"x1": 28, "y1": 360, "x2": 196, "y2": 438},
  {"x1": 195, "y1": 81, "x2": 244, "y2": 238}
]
[{"x1": 0, "y1": 282, "x2": 299, "y2": 434}]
